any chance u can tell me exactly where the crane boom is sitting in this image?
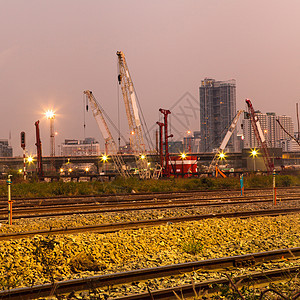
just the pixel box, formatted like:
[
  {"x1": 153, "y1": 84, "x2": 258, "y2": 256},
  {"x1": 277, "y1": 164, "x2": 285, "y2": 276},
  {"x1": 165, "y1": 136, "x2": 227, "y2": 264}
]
[
  {"x1": 117, "y1": 51, "x2": 149, "y2": 178},
  {"x1": 208, "y1": 110, "x2": 244, "y2": 172},
  {"x1": 116, "y1": 51, "x2": 146, "y2": 154},
  {"x1": 83, "y1": 90, "x2": 130, "y2": 177},
  {"x1": 245, "y1": 99, "x2": 274, "y2": 173}
]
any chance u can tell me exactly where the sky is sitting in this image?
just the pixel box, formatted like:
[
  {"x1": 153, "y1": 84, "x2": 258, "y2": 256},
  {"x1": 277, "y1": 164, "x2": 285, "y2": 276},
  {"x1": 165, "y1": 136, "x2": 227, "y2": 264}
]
[{"x1": 1, "y1": 0, "x2": 300, "y2": 156}]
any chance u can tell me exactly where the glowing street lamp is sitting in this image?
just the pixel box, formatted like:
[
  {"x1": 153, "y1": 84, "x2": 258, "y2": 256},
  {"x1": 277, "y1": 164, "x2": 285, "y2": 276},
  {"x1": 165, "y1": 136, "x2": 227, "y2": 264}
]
[
  {"x1": 218, "y1": 151, "x2": 226, "y2": 161},
  {"x1": 180, "y1": 152, "x2": 187, "y2": 177},
  {"x1": 45, "y1": 110, "x2": 55, "y2": 119},
  {"x1": 101, "y1": 154, "x2": 108, "y2": 162},
  {"x1": 101, "y1": 154, "x2": 109, "y2": 172},
  {"x1": 186, "y1": 130, "x2": 192, "y2": 152},
  {"x1": 250, "y1": 149, "x2": 258, "y2": 171},
  {"x1": 27, "y1": 156, "x2": 34, "y2": 163},
  {"x1": 180, "y1": 152, "x2": 187, "y2": 160}
]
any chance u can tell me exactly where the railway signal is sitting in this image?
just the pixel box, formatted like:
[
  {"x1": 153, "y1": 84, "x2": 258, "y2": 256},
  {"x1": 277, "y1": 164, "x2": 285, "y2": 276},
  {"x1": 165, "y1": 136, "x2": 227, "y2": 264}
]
[
  {"x1": 20, "y1": 131, "x2": 25, "y2": 149},
  {"x1": 20, "y1": 131, "x2": 26, "y2": 180}
]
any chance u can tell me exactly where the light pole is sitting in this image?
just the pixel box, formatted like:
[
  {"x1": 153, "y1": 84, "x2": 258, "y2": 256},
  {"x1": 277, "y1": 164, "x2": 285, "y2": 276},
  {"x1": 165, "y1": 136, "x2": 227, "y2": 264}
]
[
  {"x1": 251, "y1": 149, "x2": 258, "y2": 172},
  {"x1": 101, "y1": 154, "x2": 109, "y2": 173},
  {"x1": 186, "y1": 130, "x2": 192, "y2": 153},
  {"x1": 45, "y1": 110, "x2": 55, "y2": 157},
  {"x1": 46, "y1": 110, "x2": 55, "y2": 172},
  {"x1": 180, "y1": 152, "x2": 186, "y2": 178},
  {"x1": 26, "y1": 155, "x2": 34, "y2": 176}
]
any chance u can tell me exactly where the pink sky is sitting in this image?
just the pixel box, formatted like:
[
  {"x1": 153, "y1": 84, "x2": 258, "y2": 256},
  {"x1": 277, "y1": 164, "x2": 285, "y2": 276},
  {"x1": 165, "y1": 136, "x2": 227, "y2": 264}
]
[{"x1": 1, "y1": 0, "x2": 300, "y2": 156}]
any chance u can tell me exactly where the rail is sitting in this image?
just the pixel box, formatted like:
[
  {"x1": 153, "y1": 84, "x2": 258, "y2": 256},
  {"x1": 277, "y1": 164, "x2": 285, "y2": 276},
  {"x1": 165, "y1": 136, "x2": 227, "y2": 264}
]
[{"x1": 0, "y1": 248, "x2": 299, "y2": 299}]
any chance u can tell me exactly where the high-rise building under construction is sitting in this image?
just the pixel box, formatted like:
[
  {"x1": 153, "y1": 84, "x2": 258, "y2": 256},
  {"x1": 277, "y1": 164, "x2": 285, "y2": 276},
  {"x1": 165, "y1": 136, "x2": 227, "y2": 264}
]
[{"x1": 199, "y1": 78, "x2": 236, "y2": 152}]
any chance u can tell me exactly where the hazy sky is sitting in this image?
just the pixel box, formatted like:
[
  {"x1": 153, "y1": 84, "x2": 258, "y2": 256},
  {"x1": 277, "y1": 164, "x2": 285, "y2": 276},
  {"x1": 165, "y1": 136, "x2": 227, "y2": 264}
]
[{"x1": 1, "y1": 0, "x2": 300, "y2": 156}]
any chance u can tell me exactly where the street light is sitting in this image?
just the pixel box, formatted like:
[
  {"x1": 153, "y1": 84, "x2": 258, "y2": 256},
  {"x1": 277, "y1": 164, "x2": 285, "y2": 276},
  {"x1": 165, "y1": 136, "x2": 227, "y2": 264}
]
[
  {"x1": 45, "y1": 110, "x2": 55, "y2": 157},
  {"x1": 46, "y1": 109, "x2": 56, "y2": 173},
  {"x1": 186, "y1": 130, "x2": 192, "y2": 152},
  {"x1": 101, "y1": 154, "x2": 109, "y2": 173},
  {"x1": 27, "y1": 156, "x2": 34, "y2": 163},
  {"x1": 218, "y1": 151, "x2": 226, "y2": 161},
  {"x1": 180, "y1": 152, "x2": 187, "y2": 178},
  {"x1": 250, "y1": 149, "x2": 258, "y2": 171}
]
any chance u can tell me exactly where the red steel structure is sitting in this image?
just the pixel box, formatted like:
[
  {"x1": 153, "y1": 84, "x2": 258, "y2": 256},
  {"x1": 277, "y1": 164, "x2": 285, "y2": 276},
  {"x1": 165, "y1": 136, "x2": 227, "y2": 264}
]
[
  {"x1": 159, "y1": 108, "x2": 172, "y2": 177},
  {"x1": 245, "y1": 99, "x2": 274, "y2": 173},
  {"x1": 156, "y1": 122, "x2": 164, "y2": 170}
]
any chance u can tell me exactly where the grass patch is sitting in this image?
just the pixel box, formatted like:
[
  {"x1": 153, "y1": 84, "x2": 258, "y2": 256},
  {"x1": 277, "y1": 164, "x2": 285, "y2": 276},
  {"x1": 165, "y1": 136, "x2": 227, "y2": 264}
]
[
  {"x1": 0, "y1": 174, "x2": 300, "y2": 198},
  {"x1": 181, "y1": 237, "x2": 203, "y2": 255}
]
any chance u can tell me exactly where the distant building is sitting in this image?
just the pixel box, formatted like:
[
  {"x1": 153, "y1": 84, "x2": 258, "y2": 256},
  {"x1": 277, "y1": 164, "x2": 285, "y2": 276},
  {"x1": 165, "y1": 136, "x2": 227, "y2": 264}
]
[
  {"x1": 242, "y1": 112, "x2": 294, "y2": 150},
  {"x1": 119, "y1": 143, "x2": 131, "y2": 154},
  {"x1": 60, "y1": 138, "x2": 100, "y2": 156},
  {"x1": 168, "y1": 141, "x2": 183, "y2": 154},
  {"x1": 182, "y1": 131, "x2": 201, "y2": 153},
  {"x1": 199, "y1": 78, "x2": 236, "y2": 152},
  {"x1": 0, "y1": 140, "x2": 13, "y2": 157}
]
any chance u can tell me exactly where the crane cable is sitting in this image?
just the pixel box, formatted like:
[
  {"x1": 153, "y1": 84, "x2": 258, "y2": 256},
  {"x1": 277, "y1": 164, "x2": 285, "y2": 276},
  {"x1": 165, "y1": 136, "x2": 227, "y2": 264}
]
[
  {"x1": 130, "y1": 73, "x2": 155, "y2": 152},
  {"x1": 83, "y1": 93, "x2": 86, "y2": 139}
]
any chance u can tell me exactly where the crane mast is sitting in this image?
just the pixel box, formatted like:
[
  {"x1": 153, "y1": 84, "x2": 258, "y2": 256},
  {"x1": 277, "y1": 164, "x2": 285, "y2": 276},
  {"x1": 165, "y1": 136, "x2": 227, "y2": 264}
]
[
  {"x1": 83, "y1": 90, "x2": 129, "y2": 178},
  {"x1": 245, "y1": 99, "x2": 274, "y2": 173},
  {"x1": 116, "y1": 51, "x2": 149, "y2": 178},
  {"x1": 208, "y1": 110, "x2": 244, "y2": 173}
]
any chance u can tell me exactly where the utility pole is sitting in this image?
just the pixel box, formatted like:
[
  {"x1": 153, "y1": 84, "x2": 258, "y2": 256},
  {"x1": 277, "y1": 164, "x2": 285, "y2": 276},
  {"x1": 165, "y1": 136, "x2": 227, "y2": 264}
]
[{"x1": 46, "y1": 110, "x2": 55, "y2": 172}]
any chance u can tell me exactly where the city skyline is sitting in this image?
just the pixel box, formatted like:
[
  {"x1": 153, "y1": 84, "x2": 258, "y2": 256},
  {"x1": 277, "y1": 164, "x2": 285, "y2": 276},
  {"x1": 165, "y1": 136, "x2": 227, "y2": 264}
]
[{"x1": 1, "y1": 1, "x2": 300, "y2": 156}]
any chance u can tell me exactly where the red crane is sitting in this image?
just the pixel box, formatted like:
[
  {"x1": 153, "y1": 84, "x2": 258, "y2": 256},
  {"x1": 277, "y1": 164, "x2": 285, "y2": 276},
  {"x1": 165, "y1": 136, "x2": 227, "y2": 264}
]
[
  {"x1": 159, "y1": 108, "x2": 173, "y2": 177},
  {"x1": 245, "y1": 99, "x2": 274, "y2": 173}
]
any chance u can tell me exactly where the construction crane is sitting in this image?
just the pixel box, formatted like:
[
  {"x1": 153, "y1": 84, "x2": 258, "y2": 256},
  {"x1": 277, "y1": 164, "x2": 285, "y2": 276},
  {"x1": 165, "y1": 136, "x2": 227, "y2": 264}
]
[
  {"x1": 245, "y1": 99, "x2": 274, "y2": 173},
  {"x1": 116, "y1": 50, "x2": 149, "y2": 178},
  {"x1": 208, "y1": 110, "x2": 244, "y2": 176},
  {"x1": 83, "y1": 90, "x2": 130, "y2": 178}
]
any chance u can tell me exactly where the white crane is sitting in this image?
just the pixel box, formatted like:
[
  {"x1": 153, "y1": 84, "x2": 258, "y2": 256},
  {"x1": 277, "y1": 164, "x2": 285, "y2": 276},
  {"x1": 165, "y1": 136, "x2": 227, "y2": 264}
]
[
  {"x1": 208, "y1": 110, "x2": 244, "y2": 174},
  {"x1": 116, "y1": 51, "x2": 150, "y2": 178},
  {"x1": 84, "y1": 90, "x2": 130, "y2": 178}
]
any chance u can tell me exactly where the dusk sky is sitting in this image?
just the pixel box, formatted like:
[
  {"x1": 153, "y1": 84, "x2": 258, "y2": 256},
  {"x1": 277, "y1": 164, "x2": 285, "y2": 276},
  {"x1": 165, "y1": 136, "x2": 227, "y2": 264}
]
[{"x1": 1, "y1": 1, "x2": 300, "y2": 156}]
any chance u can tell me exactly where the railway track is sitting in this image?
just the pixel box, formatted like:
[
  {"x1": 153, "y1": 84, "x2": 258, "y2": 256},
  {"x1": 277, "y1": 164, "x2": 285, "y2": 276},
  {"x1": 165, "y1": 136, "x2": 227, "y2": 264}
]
[
  {"x1": 1, "y1": 207, "x2": 299, "y2": 240},
  {"x1": 0, "y1": 186, "x2": 299, "y2": 221},
  {"x1": 116, "y1": 266, "x2": 300, "y2": 300},
  {"x1": 0, "y1": 247, "x2": 299, "y2": 299},
  {"x1": 0, "y1": 195, "x2": 299, "y2": 221},
  {"x1": 0, "y1": 191, "x2": 300, "y2": 222},
  {"x1": 1, "y1": 186, "x2": 300, "y2": 208}
]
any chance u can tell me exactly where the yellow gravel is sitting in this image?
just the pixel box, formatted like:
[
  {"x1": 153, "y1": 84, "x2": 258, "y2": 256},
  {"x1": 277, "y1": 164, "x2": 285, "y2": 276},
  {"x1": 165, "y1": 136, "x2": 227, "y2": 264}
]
[{"x1": 0, "y1": 214, "x2": 299, "y2": 290}]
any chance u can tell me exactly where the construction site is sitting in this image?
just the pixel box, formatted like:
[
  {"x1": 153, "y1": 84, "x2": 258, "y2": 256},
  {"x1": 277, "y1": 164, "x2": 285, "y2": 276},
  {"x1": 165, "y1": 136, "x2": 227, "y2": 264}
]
[{"x1": 0, "y1": 52, "x2": 300, "y2": 181}]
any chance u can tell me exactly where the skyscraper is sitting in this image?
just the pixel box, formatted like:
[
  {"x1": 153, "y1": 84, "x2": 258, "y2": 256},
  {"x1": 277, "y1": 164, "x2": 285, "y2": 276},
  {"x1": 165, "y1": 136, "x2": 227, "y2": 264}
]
[{"x1": 199, "y1": 78, "x2": 236, "y2": 152}]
